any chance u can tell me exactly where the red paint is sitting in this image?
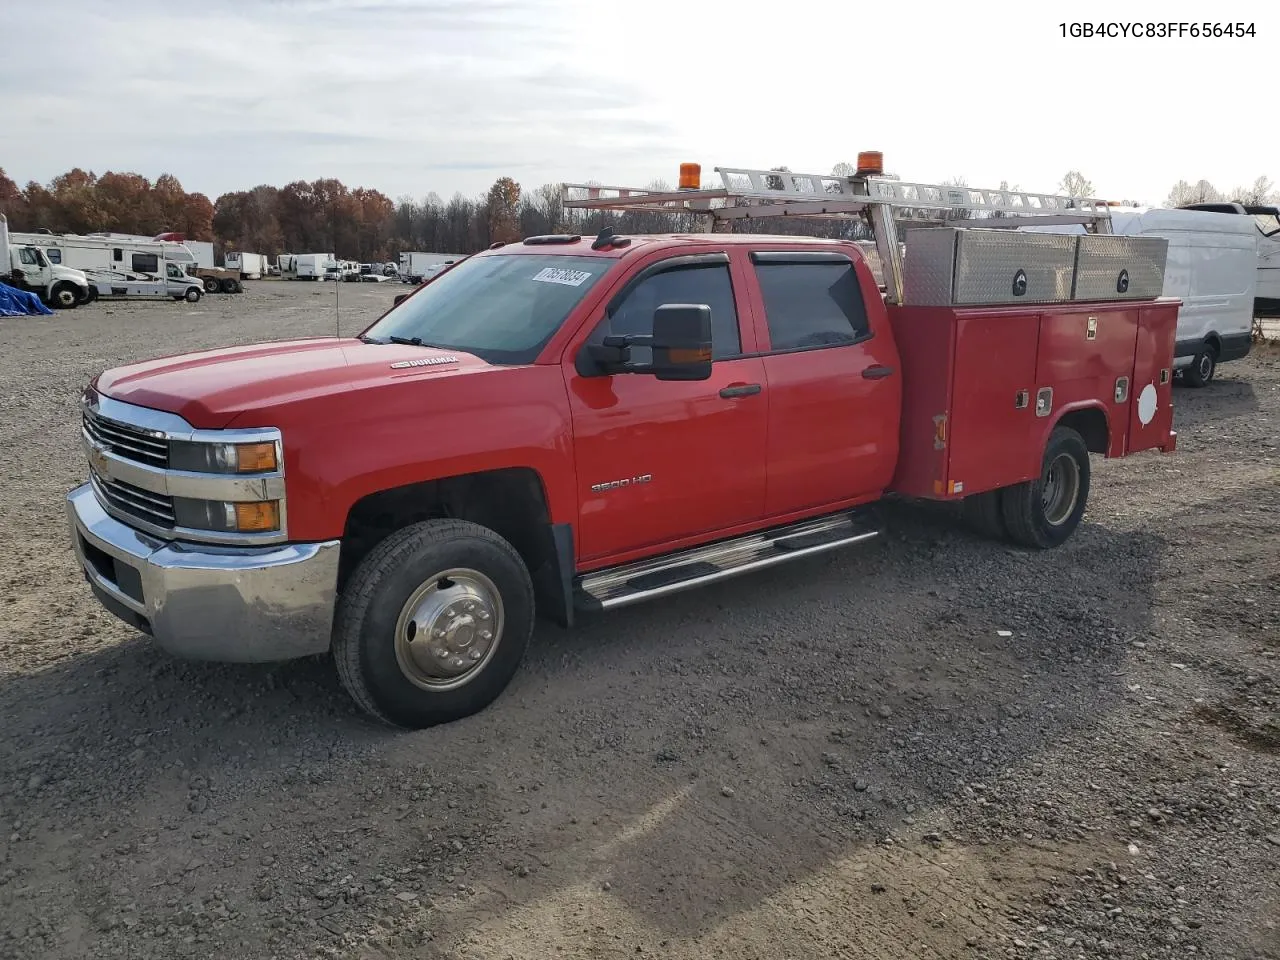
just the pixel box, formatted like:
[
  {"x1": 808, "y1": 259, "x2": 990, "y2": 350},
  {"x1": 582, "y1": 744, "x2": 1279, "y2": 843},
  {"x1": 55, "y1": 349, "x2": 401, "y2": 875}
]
[{"x1": 91, "y1": 236, "x2": 1181, "y2": 571}]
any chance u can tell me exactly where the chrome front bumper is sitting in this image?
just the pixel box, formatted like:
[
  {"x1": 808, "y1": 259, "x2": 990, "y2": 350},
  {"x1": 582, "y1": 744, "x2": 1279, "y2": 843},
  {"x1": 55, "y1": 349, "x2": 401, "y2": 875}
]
[{"x1": 66, "y1": 482, "x2": 341, "y2": 662}]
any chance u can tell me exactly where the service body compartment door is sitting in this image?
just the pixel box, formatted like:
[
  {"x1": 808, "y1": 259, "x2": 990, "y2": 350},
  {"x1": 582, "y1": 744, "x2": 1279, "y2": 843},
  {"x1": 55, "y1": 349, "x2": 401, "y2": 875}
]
[{"x1": 1126, "y1": 301, "x2": 1179, "y2": 454}]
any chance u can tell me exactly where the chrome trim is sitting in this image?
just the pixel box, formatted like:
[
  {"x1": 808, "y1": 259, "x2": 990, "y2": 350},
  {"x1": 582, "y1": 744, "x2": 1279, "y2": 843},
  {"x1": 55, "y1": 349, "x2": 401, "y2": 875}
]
[
  {"x1": 67, "y1": 483, "x2": 339, "y2": 662},
  {"x1": 81, "y1": 427, "x2": 287, "y2": 501},
  {"x1": 593, "y1": 530, "x2": 879, "y2": 610},
  {"x1": 80, "y1": 389, "x2": 289, "y2": 546}
]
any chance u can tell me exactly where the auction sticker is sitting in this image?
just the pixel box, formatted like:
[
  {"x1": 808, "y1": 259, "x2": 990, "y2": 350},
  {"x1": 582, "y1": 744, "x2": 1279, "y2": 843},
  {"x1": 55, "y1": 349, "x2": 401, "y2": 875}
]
[{"x1": 531, "y1": 266, "x2": 593, "y2": 287}]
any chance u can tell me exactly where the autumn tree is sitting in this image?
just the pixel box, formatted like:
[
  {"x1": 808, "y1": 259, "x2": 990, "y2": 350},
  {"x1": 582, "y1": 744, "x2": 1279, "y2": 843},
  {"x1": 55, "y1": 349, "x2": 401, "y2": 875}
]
[
  {"x1": 0, "y1": 168, "x2": 25, "y2": 225},
  {"x1": 487, "y1": 177, "x2": 521, "y2": 244}
]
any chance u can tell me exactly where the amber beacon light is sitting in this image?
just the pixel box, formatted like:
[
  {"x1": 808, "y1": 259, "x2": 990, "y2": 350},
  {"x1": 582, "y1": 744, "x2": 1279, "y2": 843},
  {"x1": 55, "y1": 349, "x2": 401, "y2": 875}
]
[
  {"x1": 678, "y1": 163, "x2": 701, "y2": 190},
  {"x1": 855, "y1": 151, "x2": 884, "y2": 176}
]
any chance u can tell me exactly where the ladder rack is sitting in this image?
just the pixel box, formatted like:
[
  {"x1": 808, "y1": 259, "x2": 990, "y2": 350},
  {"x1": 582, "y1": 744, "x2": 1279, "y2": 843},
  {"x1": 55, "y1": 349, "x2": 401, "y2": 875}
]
[{"x1": 560, "y1": 165, "x2": 1115, "y2": 304}]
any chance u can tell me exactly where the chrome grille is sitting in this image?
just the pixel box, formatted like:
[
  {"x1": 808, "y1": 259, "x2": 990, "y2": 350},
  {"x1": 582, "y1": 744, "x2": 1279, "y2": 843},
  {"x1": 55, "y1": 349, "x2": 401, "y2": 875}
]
[
  {"x1": 83, "y1": 410, "x2": 169, "y2": 468},
  {"x1": 90, "y1": 472, "x2": 176, "y2": 528}
]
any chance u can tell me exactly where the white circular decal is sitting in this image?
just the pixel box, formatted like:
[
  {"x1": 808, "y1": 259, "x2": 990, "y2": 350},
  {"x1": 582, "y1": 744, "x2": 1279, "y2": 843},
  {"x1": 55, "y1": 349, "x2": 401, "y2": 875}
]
[{"x1": 1137, "y1": 383, "x2": 1158, "y2": 425}]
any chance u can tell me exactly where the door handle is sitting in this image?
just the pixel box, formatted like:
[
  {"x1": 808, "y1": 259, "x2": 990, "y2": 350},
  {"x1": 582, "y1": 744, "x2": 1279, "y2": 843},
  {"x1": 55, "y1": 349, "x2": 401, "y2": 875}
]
[
  {"x1": 719, "y1": 383, "x2": 762, "y2": 399},
  {"x1": 861, "y1": 365, "x2": 894, "y2": 380}
]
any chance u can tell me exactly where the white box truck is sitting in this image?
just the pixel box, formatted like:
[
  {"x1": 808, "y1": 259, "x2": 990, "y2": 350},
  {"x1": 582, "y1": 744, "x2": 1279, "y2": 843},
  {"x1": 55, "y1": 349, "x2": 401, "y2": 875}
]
[
  {"x1": 226, "y1": 251, "x2": 266, "y2": 280},
  {"x1": 398, "y1": 251, "x2": 464, "y2": 283},
  {"x1": 1, "y1": 214, "x2": 94, "y2": 308},
  {"x1": 294, "y1": 253, "x2": 332, "y2": 280}
]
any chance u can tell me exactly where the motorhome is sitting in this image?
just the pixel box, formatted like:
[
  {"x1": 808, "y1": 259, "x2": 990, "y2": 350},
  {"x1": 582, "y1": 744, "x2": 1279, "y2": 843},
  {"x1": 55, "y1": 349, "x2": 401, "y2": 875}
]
[
  {"x1": 1180, "y1": 202, "x2": 1280, "y2": 318},
  {"x1": 1, "y1": 214, "x2": 93, "y2": 308},
  {"x1": 13, "y1": 230, "x2": 205, "y2": 302},
  {"x1": 225, "y1": 251, "x2": 266, "y2": 280},
  {"x1": 1026, "y1": 206, "x2": 1257, "y2": 386}
]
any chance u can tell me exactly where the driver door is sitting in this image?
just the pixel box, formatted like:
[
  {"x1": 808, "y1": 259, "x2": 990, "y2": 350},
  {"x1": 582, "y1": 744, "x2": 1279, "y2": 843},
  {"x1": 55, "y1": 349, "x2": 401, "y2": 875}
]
[{"x1": 565, "y1": 253, "x2": 768, "y2": 564}]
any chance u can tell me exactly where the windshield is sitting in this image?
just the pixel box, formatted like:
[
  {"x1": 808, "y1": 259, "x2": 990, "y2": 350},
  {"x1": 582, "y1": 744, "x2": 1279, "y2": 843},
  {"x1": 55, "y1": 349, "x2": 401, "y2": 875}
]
[
  {"x1": 363, "y1": 253, "x2": 612, "y2": 365},
  {"x1": 1254, "y1": 213, "x2": 1280, "y2": 238}
]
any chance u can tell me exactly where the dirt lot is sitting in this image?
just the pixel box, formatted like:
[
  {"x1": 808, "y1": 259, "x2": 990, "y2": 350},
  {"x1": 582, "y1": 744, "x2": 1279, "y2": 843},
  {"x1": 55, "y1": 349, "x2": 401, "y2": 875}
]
[{"x1": 1, "y1": 280, "x2": 1278, "y2": 960}]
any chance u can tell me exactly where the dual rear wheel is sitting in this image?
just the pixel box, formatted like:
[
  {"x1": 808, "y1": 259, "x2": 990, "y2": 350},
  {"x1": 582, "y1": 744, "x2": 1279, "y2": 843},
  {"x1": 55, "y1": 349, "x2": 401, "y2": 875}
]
[{"x1": 962, "y1": 426, "x2": 1091, "y2": 549}]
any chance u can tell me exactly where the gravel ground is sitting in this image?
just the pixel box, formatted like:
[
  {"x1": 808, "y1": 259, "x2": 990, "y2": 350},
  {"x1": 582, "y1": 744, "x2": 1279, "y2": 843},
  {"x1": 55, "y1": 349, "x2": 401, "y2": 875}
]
[{"x1": 1, "y1": 281, "x2": 1277, "y2": 960}]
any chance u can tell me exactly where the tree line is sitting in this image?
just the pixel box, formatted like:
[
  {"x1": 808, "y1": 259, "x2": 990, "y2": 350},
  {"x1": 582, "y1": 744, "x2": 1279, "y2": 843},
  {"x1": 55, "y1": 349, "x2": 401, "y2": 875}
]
[{"x1": 1, "y1": 165, "x2": 1275, "y2": 265}]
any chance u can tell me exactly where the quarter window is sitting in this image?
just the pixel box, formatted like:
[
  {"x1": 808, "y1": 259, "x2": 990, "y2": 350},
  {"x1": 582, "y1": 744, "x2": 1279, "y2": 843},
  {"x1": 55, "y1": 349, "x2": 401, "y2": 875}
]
[{"x1": 753, "y1": 260, "x2": 870, "y2": 351}]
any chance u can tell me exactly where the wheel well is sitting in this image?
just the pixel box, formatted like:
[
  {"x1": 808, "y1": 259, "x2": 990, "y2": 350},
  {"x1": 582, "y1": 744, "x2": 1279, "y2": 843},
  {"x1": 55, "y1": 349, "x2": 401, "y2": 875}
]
[
  {"x1": 1204, "y1": 333, "x2": 1221, "y2": 356},
  {"x1": 338, "y1": 467, "x2": 565, "y2": 616},
  {"x1": 1055, "y1": 407, "x2": 1109, "y2": 455}
]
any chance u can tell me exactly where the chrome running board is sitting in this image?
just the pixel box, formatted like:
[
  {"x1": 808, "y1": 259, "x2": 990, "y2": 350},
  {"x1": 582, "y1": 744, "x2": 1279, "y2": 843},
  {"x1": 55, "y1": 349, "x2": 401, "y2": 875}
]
[{"x1": 575, "y1": 511, "x2": 879, "y2": 611}]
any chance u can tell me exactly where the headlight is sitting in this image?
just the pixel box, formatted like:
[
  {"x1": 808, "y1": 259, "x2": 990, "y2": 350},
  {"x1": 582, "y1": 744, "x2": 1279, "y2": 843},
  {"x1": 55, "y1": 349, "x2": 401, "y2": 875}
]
[
  {"x1": 170, "y1": 440, "x2": 278, "y2": 474},
  {"x1": 173, "y1": 497, "x2": 281, "y2": 533}
]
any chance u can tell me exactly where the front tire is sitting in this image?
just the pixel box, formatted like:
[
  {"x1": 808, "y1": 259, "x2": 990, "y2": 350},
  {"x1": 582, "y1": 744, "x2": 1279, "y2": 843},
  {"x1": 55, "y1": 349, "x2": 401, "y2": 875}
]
[
  {"x1": 1000, "y1": 426, "x2": 1091, "y2": 549},
  {"x1": 184, "y1": 287, "x2": 202, "y2": 303},
  {"x1": 50, "y1": 283, "x2": 80, "y2": 309},
  {"x1": 333, "y1": 519, "x2": 535, "y2": 729}
]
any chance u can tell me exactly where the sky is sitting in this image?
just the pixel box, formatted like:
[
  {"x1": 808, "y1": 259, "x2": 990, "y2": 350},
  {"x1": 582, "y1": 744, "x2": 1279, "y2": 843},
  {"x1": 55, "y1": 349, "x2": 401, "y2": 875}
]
[{"x1": 2, "y1": 0, "x2": 1274, "y2": 206}]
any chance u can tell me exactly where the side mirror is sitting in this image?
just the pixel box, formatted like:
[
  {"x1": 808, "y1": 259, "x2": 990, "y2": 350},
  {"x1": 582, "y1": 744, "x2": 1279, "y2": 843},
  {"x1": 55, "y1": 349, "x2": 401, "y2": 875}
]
[
  {"x1": 650, "y1": 304, "x2": 713, "y2": 381},
  {"x1": 393, "y1": 293, "x2": 408, "y2": 306}
]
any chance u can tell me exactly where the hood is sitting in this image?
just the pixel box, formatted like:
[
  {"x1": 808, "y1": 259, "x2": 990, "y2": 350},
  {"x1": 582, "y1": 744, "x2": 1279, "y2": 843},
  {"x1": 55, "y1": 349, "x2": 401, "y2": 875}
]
[
  {"x1": 52, "y1": 264, "x2": 89, "y2": 284},
  {"x1": 94, "y1": 337, "x2": 495, "y2": 428}
]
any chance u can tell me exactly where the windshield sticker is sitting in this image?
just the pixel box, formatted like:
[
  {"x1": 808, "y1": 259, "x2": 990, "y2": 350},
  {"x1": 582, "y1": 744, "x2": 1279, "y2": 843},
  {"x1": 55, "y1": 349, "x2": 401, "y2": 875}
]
[{"x1": 531, "y1": 266, "x2": 593, "y2": 287}]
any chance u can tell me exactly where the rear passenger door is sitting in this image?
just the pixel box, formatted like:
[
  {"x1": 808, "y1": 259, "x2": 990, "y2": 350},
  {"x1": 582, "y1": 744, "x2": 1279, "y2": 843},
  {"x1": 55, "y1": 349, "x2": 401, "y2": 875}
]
[{"x1": 749, "y1": 250, "x2": 901, "y2": 517}]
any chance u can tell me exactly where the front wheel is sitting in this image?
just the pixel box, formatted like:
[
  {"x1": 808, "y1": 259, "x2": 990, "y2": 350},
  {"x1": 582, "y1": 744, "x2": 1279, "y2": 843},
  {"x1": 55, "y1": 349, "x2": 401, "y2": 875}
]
[
  {"x1": 50, "y1": 283, "x2": 80, "y2": 309},
  {"x1": 1000, "y1": 426, "x2": 1091, "y2": 549},
  {"x1": 333, "y1": 519, "x2": 535, "y2": 729},
  {"x1": 184, "y1": 287, "x2": 202, "y2": 303}
]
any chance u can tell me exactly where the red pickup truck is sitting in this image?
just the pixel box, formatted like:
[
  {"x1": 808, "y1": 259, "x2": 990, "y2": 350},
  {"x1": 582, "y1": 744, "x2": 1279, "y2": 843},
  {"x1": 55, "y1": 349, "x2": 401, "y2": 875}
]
[{"x1": 67, "y1": 218, "x2": 1179, "y2": 729}]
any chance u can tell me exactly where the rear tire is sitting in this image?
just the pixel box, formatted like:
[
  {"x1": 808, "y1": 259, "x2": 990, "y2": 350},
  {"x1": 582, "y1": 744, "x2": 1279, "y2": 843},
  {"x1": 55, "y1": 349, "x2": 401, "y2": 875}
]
[
  {"x1": 220, "y1": 278, "x2": 238, "y2": 293},
  {"x1": 962, "y1": 489, "x2": 1006, "y2": 540},
  {"x1": 1182, "y1": 342, "x2": 1217, "y2": 388},
  {"x1": 203, "y1": 277, "x2": 220, "y2": 293},
  {"x1": 1000, "y1": 426, "x2": 1090, "y2": 549},
  {"x1": 333, "y1": 519, "x2": 535, "y2": 729}
]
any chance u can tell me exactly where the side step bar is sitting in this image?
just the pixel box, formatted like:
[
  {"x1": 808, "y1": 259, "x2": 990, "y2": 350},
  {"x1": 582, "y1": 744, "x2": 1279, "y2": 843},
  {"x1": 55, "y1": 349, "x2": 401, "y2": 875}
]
[{"x1": 574, "y1": 510, "x2": 880, "y2": 611}]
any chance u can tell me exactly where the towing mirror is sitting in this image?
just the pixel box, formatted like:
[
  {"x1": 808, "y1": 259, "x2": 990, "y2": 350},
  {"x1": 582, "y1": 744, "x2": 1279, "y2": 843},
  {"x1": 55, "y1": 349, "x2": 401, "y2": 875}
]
[{"x1": 650, "y1": 304, "x2": 713, "y2": 381}]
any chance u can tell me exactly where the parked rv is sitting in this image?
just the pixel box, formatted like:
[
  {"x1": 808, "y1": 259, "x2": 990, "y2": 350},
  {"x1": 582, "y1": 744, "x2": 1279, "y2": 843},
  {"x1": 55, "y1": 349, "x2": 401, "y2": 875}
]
[
  {"x1": 0, "y1": 214, "x2": 93, "y2": 308},
  {"x1": 1026, "y1": 207, "x2": 1256, "y2": 386},
  {"x1": 14, "y1": 231, "x2": 205, "y2": 302},
  {"x1": 226, "y1": 252, "x2": 266, "y2": 280}
]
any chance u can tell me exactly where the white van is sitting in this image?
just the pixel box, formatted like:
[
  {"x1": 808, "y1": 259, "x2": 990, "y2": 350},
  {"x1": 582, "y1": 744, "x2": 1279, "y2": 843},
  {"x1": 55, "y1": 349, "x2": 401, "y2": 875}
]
[
  {"x1": 1026, "y1": 207, "x2": 1257, "y2": 387},
  {"x1": 1180, "y1": 202, "x2": 1280, "y2": 319}
]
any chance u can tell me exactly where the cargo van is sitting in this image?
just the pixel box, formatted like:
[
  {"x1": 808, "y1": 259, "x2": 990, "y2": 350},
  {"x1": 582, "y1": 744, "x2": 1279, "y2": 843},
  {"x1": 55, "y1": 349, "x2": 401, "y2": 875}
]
[
  {"x1": 1180, "y1": 202, "x2": 1280, "y2": 319},
  {"x1": 1026, "y1": 207, "x2": 1256, "y2": 386}
]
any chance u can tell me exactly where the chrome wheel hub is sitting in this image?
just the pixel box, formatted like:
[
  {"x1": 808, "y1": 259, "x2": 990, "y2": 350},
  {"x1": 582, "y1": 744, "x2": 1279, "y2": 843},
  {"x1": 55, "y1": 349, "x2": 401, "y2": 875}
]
[
  {"x1": 1041, "y1": 453, "x2": 1081, "y2": 527},
  {"x1": 394, "y1": 568, "x2": 504, "y2": 691}
]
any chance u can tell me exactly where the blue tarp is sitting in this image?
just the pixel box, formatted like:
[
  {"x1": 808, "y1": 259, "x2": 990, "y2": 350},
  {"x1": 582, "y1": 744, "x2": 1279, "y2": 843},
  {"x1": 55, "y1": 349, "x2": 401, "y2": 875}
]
[{"x1": 0, "y1": 281, "x2": 54, "y2": 317}]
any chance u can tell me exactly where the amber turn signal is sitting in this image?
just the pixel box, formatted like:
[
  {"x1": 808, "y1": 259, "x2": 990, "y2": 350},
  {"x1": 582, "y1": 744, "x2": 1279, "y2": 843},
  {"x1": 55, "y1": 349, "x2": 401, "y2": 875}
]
[
  {"x1": 234, "y1": 501, "x2": 280, "y2": 532},
  {"x1": 235, "y1": 442, "x2": 278, "y2": 473}
]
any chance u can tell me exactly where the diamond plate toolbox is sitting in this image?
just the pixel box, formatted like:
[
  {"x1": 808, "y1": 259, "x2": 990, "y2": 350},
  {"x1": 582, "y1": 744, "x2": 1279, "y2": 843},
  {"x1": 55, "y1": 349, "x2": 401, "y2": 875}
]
[
  {"x1": 1071, "y1": 234, "x2": 1168, "y2": 301},
  {"x1": 903, "y1": 227, "x2": 1077, "y2": 306}
]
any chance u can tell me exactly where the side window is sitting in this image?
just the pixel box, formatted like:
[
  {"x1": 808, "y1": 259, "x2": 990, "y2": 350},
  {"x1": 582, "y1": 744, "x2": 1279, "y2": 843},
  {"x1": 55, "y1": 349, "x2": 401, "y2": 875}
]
[
  {"x1": 113, "y1": 248, "x2": 122, "y2": 262},
  {"x1": 47, "y1": 249, "x2": 62, "y2": 264},
  {"x1": 599, "y1": 263, "x2": 742, "y2": 360},
  {"x1": 132, "y1": 252, "x2": 159, "y2": 273},
  {"x1": 19, "y1": 248, "x2": 37, "y2": 265},
  {"x1": 753, "y1": 260, "x2": 871, "y2": 352}
]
